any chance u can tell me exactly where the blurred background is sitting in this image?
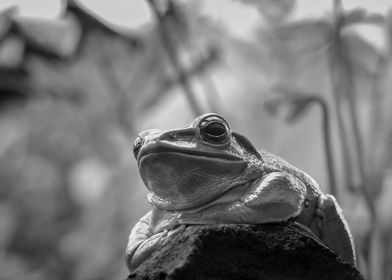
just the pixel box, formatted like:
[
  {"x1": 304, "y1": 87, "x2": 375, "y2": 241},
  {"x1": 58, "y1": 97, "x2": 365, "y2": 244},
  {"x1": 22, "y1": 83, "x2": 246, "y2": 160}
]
[{"x1": 0, "y1": 0, "x2": 391, "y2": 279}]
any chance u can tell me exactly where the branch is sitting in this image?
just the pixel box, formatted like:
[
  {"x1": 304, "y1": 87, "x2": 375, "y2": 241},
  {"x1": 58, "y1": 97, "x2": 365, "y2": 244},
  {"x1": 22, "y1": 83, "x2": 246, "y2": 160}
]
[
  {"x1": 140, "y1": 46, "x2": 219, "y2": 111},
  {"x1": 331, "y1": 0, "x2": 374, "y2": 215},
  {"x1": 147, "y1": 0, "x2": 203, "y2": 116},
  {"x1": 311, "y1": 96, "x2": 338, "y2": 197}
]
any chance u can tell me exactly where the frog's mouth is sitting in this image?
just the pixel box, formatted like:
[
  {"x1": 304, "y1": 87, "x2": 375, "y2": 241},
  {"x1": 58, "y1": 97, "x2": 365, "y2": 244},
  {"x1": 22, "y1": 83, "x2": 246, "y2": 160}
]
[{"x1": 138, "y1": 141, "x2": 243, "y2": 163}]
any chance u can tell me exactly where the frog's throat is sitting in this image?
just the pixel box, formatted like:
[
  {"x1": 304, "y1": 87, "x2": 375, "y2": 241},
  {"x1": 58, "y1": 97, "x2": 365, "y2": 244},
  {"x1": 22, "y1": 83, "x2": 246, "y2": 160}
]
[
  {"x1": 146, "y1": 169, "x2": 266, "y2": 212},
  {"x1": 139, "y1": 150, "x2": 259, "y2": 210}
]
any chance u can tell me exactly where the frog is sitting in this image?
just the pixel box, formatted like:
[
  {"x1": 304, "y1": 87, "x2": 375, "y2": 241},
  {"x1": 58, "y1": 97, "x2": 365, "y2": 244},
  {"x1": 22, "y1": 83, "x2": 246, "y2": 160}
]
[{"x1": 126, "y1": 113, "x2": 356, "y2": 271}]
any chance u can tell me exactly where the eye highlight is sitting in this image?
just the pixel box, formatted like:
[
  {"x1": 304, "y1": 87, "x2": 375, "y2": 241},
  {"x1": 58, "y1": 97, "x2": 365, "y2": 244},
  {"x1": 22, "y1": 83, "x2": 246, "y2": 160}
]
[
  {"x1": 133, "y1": 135, "x2": 143, "y2": 159},
  {"x1": 198, "y1": 115, "x2": 230, "y2": 146}
]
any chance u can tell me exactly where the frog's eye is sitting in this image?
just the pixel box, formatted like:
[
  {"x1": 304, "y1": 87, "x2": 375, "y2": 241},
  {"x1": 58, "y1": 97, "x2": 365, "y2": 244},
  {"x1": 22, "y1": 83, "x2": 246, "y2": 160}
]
[
  {"x1": 198, "y1": 116, "x2": 230, "y2": 146},
  {"x1": 133, "y1": 135, "x2": 144, "y2": 159}
]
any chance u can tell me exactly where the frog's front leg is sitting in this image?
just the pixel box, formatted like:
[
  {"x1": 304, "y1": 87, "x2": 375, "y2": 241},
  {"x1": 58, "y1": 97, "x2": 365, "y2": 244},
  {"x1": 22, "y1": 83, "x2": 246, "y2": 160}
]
[
  {"x1": 178, "y1": 172, "x2": 307, "y2": 224},
  {"x1": 315, "y1": 194, "x2": 356, "y2": 266},
  {"x1": 126, "y1": 211, "x2": 186, "y2": 271},
  {"x1": 126, "y1": 211, "x2": 160, "y2": 271},
  {"x1": 241, "y1": 172, "x2": 307, "y2": 223}
]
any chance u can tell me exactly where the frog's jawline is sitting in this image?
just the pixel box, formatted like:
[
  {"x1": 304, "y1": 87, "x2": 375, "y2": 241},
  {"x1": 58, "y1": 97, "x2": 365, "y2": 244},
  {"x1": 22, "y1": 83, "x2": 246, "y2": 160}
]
[
  {"x1": 143, "y1": 152, "x2": 263, "y2": 212},
  {"x1": 138, "y1": 142, "x2": 243, "y2": 163}
]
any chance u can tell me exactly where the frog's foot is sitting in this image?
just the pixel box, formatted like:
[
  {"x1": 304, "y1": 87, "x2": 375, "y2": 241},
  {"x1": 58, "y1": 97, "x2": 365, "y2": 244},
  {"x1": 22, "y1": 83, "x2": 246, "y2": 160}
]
[
  {"x1": 126, "y1": 225, "x2": 186, "y2": 271},
  {"x1": 126, "y1": 230, "x2": 168, "y2": 271},
  {"x1": 178, "y1": 172, "x2": 307, "y2": 225},
  {"x1": 314, "y1": 194, "x2": 356, "y2": 265}
]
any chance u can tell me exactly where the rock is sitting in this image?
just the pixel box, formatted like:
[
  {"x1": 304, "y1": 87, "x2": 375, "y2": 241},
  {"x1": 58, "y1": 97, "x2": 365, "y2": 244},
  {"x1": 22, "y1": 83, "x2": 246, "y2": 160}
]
[{"x1": 126, "y1": 224, "x2": 364, "y2": 280}]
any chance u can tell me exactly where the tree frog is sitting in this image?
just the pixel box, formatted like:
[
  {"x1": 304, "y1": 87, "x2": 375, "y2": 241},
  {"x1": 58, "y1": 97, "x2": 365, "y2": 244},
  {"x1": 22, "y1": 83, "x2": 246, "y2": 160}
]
[{"x1": 126, "y1": 113, "x2": 355, "y2": 271}]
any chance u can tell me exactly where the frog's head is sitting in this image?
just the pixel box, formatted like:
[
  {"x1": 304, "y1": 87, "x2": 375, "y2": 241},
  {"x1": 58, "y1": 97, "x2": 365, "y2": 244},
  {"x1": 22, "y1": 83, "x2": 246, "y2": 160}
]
[{"x1": 133, "y1": 113, "x2": 265, "y2": 211}]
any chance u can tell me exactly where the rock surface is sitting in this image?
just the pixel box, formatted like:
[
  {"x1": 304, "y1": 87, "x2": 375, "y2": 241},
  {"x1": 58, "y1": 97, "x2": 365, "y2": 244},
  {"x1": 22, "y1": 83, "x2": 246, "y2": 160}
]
[{"x1": 126, "y1": 224, "x2": 364, "y2": 280}]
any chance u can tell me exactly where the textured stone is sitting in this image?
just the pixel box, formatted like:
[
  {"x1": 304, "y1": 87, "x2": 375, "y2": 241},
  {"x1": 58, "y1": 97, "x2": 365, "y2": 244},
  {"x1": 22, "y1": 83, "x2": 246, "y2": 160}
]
[{"x1": 126, "y1": 224, "x2": 364, "y2": 280}]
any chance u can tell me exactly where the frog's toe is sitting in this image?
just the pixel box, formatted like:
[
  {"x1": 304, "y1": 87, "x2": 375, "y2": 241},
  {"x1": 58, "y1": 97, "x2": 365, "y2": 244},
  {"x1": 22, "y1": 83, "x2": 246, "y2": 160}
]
[
  {"x1": 166, "y1": 224, "x2": 187, "y2": 239},
  {"x1": 126, "y1": 230, "x2": 168, "y2": 271},
  {"x1": 126, "y1": 225, "x2": 188, "y2": 270}
]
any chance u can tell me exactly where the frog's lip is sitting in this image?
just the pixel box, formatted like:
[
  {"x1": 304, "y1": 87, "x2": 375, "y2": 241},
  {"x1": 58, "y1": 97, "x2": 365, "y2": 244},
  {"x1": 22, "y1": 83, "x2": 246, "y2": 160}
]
[{"x1": 138, "y1": 142, "x2": 243, "y2": 162}]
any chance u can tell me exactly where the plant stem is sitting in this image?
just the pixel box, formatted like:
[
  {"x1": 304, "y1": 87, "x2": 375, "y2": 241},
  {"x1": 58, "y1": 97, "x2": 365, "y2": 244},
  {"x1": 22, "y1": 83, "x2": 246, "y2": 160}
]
[
  {"x1": 332, "y1": 0, "x2": 375, "y2": 215},
  {"x1": 330, "y1": 0, "x2": 357, "y2": 192},
  {"x1": 312, "y1": 97, "x2": 338, "y2": 198},
  {"x1": 140, "y1": 47, "x2": 219, "y2": 111},
  {"x1": 332, "y1": 0, "x2": 377, "y2": 278},
  {"x1": 147, "y1": 0, "x2": 203, "y2": 116}
]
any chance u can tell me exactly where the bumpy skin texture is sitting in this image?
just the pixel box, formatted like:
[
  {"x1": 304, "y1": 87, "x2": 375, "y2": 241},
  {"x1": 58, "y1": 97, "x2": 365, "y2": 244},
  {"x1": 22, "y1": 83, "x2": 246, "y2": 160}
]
[{"x1": 126, "y1": 113, "x2": 356, "y2": 271}]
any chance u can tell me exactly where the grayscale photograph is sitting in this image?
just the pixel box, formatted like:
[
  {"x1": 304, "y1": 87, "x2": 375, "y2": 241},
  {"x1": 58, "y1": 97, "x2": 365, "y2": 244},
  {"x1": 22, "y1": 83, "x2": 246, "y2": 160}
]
[{"x1": 0, "y1": 0, "x2": 391, "y2": 279}]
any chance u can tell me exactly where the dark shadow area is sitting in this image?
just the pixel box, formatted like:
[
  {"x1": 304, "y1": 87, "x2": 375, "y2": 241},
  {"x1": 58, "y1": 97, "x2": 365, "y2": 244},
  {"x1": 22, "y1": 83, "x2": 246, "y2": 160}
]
[{"x1": 128, "y1": 224, "x2": 364, "y2": 280}]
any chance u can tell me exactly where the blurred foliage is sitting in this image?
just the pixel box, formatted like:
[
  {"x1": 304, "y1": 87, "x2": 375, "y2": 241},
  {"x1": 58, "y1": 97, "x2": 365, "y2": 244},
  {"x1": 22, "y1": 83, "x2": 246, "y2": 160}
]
[
  {"x1": 259, "y1": 1, "x2": 392, "y2": 279},
  {"x1": 1, "y1": 0, "x2": 392, "y2": 280}
]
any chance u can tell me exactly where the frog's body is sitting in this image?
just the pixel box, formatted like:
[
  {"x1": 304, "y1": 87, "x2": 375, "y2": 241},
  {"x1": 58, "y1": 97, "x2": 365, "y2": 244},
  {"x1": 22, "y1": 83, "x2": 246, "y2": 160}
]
[{"x1": 126, "y1": 114, "x2": 355, "y2": 271}]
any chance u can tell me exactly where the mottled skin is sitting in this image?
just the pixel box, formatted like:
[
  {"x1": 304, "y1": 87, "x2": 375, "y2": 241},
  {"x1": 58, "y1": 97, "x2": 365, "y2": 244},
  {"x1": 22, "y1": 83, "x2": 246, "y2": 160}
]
[{"x1": 126, "y1": 113, "x2": 355, "y2": 271}]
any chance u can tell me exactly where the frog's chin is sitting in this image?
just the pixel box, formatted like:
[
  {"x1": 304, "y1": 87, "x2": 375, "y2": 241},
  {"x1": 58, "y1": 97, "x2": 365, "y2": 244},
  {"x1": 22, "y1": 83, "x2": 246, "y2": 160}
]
[{"x1": 139, "y1": 152, "x2": 251, "y2": 211}]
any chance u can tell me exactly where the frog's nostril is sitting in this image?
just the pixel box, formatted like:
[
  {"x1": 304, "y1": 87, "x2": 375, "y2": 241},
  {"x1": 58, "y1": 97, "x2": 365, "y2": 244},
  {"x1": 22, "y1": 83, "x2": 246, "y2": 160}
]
[{"x1": 133, "y1": 136, "x2": 143, "y2": 159}]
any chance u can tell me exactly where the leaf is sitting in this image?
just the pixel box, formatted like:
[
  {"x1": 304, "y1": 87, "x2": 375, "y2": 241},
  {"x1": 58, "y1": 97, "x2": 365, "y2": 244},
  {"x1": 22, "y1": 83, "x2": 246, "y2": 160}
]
[
  {"x1": 0, "y1": 6, "x2": 16, "y2": 38},
  {"x1": 342, "y1": 8, "x2": 384, "y2": 27},
  {"x1": 270, "y1": 19, "x2": 332, "y2": 56},
  {"x1": 0, "y1": 35, "x2": 25, "y2": 69},
  {"x1": 264, "y1": 85, "x2": 318, "y2": 123},
  {"x1": 15, "y1": 14, "x2": 82, "y2": 58},
  {"x1": 341, "y1": 29, "x2": 384, "y2": 78},
  {"x1": 238, "y1": 0, "x2": 296, "y2": 24},
  {"x1": 162, "y1": 0, "x2": 190, "y2": 44}
]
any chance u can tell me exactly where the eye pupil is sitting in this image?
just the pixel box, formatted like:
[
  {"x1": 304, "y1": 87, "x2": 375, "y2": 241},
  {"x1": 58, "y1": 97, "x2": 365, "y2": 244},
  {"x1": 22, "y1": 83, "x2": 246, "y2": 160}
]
[
  {"x1": 205, "y1": 122, "x2": 226, "y2": 138},
  {"x1": 199, "y1": 117, "x2": 230, "y2": 145}
]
